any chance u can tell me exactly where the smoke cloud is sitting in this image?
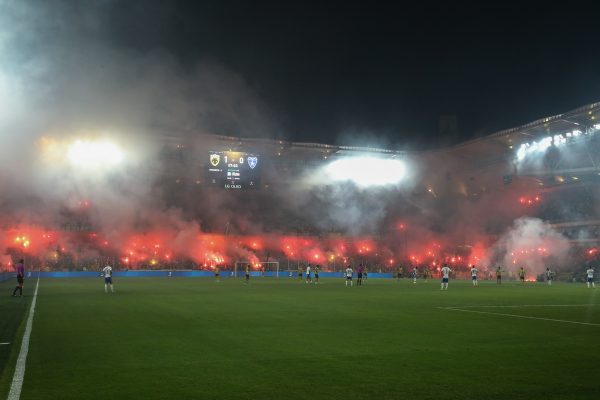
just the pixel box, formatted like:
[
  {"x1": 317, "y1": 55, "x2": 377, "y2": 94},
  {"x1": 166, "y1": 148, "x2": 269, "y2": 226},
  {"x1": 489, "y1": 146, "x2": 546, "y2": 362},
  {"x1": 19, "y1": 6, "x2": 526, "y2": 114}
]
[
  {"x1": 483, "y1": 218, "x2": 571, "y2": 276},
  {"x1": 0, "y1": 1, "x2": 585, "y2": 275}
]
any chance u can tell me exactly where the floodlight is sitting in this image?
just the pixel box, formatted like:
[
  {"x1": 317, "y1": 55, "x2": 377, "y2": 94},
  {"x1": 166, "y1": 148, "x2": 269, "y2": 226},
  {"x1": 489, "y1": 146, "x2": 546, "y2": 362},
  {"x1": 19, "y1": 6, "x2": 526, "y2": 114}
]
[
  {"x1": 323, "y1": 156, "x2": 406, "y2": 187},
  {"x1": 67, "y1": 139, "x2": 124, "y2": 169}
]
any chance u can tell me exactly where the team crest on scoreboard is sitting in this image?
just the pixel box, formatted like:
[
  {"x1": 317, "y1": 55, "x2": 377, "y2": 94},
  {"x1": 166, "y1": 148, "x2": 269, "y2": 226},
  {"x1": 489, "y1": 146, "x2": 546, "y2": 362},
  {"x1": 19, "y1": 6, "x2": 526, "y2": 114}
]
[
  {"x1": 247, "y1": 156, "x2": 258, "y2": 169},
  {"x1": 210, "y1": 154, "x2": 220, "y2": 167}
]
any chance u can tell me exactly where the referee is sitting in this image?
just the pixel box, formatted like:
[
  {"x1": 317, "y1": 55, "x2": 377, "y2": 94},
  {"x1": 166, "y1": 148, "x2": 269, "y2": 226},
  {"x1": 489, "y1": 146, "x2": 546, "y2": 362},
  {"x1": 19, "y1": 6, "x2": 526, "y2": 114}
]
[{"x1": 12, "y1": 259, "x2": 25, "y2": 297}]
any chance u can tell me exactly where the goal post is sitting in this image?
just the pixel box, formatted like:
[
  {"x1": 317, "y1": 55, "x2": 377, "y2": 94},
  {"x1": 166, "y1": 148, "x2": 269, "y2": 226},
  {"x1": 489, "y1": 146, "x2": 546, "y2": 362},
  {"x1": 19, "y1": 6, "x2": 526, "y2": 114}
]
[{"x1": 234, "y1": 261, "x2": 280, "y2": 277}]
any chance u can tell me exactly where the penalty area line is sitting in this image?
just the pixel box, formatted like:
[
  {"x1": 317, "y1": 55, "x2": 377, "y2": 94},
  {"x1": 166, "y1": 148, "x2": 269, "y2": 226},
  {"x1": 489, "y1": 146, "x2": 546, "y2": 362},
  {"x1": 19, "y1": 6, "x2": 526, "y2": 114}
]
[
  {"x1": 7, "y1": 276, "x2": 40, "y2": 400},
  {"x1": 438, "y1": 307, "x2": 600, "y2": 327}
]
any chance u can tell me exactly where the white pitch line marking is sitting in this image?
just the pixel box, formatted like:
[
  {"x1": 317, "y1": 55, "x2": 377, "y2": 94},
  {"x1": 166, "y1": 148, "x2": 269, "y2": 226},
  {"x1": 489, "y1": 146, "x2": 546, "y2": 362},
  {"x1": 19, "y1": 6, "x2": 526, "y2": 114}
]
[
  {"x1": 0, "y1": 342, "x2": 11, "y2": 345},
  {"x1": 439, "y1": 307, "x2": 600, "y2": 327},
  {"x1": 8, "y1": 276, "x2": 40, "y2": 400},
  {"x1": 441, "y1": 304, "x2": 598, "y2": 309}
]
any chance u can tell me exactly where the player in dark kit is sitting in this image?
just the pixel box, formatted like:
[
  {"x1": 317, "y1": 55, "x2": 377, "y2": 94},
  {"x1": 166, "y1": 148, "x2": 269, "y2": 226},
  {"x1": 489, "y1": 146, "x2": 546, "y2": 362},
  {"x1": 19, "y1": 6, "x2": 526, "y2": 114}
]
[
  {"x1": 357, "y1": 264, "x2": 364, "y2": 286},
  {"x1": 245, "y1": 265, "x2": 250, "y2": 284},
  {"x1": 12, "y1": 259, "x2": 25, "y2": 297}
]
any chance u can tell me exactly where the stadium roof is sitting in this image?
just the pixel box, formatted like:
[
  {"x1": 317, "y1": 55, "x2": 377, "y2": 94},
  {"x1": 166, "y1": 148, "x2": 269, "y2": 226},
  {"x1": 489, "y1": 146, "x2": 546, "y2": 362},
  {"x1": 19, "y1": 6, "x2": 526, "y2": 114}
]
[{"x1": 158, "y1": 100, "x2": 600, "y2": 173}]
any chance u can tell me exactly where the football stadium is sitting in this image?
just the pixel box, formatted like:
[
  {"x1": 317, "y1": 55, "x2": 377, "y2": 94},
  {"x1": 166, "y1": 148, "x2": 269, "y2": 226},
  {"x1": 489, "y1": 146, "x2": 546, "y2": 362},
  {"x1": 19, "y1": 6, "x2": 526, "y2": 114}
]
[
  {"x1": 1, "y1": 2, "x2": 600, "y2": 400},
  {"x1": 1, "y1": 102, "x2": 599, "y2": 399}
]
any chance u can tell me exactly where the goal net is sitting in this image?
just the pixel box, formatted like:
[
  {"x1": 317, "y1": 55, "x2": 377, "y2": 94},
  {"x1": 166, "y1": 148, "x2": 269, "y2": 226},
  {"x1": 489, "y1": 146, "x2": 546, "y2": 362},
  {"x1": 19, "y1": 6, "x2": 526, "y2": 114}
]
[{"x1": 234, "y1": 261, "x2": 280, "y2": 277}]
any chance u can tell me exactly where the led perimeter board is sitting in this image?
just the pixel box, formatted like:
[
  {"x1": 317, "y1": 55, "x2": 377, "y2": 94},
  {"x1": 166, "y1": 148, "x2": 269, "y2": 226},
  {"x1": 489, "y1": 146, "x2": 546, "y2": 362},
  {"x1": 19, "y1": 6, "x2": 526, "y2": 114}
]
[{"x1": 206, "y1": 151, "x2": 261, "y2": 189}]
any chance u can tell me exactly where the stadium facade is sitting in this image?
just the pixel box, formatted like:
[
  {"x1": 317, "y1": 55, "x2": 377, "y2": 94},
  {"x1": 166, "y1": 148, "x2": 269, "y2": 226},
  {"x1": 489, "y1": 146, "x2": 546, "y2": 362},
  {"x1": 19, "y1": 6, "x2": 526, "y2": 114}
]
[
  {"x1": 3, "y1": 102, "x2": 600, "y2": 274},
  {"x1": 157, "y1": 101, "x2": 600, "y2": 239}
]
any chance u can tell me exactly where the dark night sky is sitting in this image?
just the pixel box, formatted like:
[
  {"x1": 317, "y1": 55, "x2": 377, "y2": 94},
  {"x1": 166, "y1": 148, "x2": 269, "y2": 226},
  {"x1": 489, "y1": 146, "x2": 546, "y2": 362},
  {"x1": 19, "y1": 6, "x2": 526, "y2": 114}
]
[{"x1": 106, "y1": 1, "x2": 600, "y2": 149}]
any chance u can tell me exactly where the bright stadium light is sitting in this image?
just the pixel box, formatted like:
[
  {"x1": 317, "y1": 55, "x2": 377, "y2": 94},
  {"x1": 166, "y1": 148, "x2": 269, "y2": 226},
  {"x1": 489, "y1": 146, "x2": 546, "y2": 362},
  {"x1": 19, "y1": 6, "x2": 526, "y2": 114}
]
[
  {"x1": 323, "y1": 156, "x2": 406, "y2": 187},
  {"x1": 516, "y1": 144, "x2": 528, "y2": 161},
  {"x1": 516, "y1": 124, "x2": 600, "y2": 162},
  {"x1": 538, "y1": 136, "x2": 552, "y2": 152},
  {"x1": 67, "y1": 139, "x2": 124, "y2": 169}
]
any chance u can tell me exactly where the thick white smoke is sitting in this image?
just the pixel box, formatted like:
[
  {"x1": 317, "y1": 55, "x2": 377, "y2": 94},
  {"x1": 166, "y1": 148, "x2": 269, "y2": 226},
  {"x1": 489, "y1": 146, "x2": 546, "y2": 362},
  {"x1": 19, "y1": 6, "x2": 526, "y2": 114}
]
[
  {"x1": 484, "y1": 217, "x2": 571, "y2": 276},
  {"x1": 0, "y1": 0, "x2": 278, "y2": 240}
]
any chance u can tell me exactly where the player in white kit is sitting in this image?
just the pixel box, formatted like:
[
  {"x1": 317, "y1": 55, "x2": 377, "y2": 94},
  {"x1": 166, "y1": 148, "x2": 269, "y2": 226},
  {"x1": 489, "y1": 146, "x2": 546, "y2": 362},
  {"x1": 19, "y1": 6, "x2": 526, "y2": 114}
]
[
  {"x1": 586, "y1": 267, "x2": 595, "y2": 288},
  {"x1": 546, "y1": 267, "x2": 553, "y2": 285},
  {"x1": 470, "y1": 265, "x2": 478, "y2": 286},
  {"x1": 306, "y1": 264, "x2": 312, "y2": 284},
  {"x1": 441, "y1": 264, "x2": 451, "y2": 290},
  {"x1": 345, "y1": 266, "x2": 353, "y2": 286},
  {"x1": 102, "y1": 265, "x2": 115, "y2": 293}
]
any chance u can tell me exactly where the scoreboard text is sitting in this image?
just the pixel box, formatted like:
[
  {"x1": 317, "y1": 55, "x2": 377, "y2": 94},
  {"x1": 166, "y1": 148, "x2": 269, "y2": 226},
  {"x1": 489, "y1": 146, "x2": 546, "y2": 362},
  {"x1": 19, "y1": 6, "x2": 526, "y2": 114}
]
[{"x1": 206, "y1": 151, "x2": 261, "y2": 189}]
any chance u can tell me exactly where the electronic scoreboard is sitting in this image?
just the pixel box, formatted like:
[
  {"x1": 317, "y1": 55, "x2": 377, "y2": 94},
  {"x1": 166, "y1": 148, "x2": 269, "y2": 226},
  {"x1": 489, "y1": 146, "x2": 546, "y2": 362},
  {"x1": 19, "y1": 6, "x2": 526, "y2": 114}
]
[{"x1": 206, "y1": 151, "x2": 261, "y2": 189}]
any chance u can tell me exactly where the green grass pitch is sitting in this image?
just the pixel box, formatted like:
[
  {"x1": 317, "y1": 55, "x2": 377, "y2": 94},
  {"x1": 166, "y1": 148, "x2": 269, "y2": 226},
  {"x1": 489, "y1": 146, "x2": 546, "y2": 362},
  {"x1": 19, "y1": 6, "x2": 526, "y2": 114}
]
[{"x1": 1, "y1": 277, "x2": 599, "y2": 399}]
